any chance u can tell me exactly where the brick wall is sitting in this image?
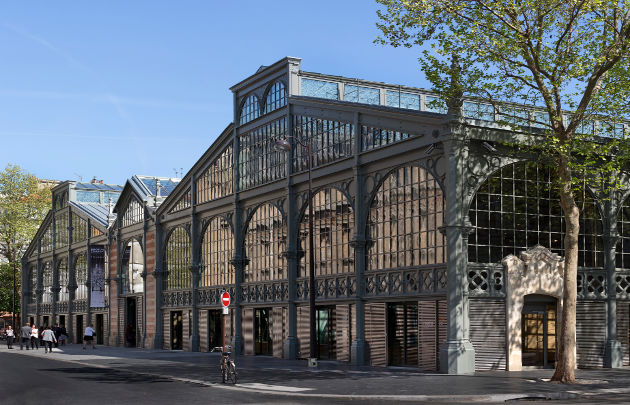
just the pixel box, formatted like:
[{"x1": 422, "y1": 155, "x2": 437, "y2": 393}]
[
  {"x1": 108, "y1": 240, "x2": 118, "y2": 346},
  {"x1": 144, "y1": 231, "x2": 156, "y2": 349}
]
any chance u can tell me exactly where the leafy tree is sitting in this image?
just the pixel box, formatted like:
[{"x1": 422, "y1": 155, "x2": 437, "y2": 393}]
[
  {"x1": 0, "y1": 164, "x2": 51, "y2": 318},
  {"x1": 376, "y1": 0, "x2": 630, "y2": 382}
]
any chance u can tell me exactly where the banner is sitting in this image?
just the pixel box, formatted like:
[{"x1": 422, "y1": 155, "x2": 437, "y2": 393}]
[{"x1": 90, "y1": 245, "x2": 105, "y2": 308}]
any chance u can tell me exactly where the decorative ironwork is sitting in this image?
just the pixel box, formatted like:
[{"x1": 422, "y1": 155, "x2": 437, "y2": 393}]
[
  {"x1": 363, "y1": 267, "x2": 446, "y2": 297},
  {"x1": 240, "y1": 281, "x2": 289, "y2": 304},
  {"x1": 41, "y1": 303, "x2": 52, "y2": 314},
  {"x1": 576, "y1": 269, "x2": 607, "y2": 299},
  {"x1": 57, "y1": 301, "x2": 69, "y2": 313},
  {"x1": 72, "y1": 300, "x2": 87, "y2": 312},
  {"x1": 467, "y1": 264, "x2": 505, "y2": 297},
  {"x1": 198, "y1": 286, "x2": 236, "y2": 306},
  {"x1": 162, "y1": 290, "x2": 193, "y2": 307}
]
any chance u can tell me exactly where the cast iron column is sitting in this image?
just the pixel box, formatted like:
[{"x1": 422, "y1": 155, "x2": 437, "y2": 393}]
[{"x1": 603, "y1": 198, "x2": 623, "y2": 367}]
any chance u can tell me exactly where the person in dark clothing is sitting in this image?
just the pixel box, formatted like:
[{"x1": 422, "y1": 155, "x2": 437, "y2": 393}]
[
  {"x1": 19, "y1": 323, "x2": 31, "y2": 350},
  {"x1": 52, "y1": 324, "x2": 61, "y2": 348},
  {"x1": 58, "y1": 324, "x2": 68, "y2": 346}
]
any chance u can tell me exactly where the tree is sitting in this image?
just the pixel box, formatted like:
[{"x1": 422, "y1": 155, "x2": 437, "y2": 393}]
[
  {"x1": 0, "y1": 164, "x2": 51, "y2": 318},
  {"x1": 376, "y1": 1, "x2": 630, "y2": 383}
]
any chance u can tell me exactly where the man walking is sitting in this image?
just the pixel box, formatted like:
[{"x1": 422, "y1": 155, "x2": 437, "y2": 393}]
[
  {"x1": 19, "y1": 323, "x2": 31, "y2": 350},
  {"x1": 41, "y1": 326, "x2": 57, "y2": 353}
]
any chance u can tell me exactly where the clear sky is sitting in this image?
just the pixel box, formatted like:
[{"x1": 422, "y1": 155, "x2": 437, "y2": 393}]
[{"x1": 0, "y1": 1, "x2": 430, "y2": 186}]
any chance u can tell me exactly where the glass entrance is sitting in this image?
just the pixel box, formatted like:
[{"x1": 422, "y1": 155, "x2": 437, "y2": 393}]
[
  {"x1": 208, "y1": 310, "x2": 222, "y2": 350},
  {"x1": 316, "y1": 307, "x2": 336, "y2": 360},
  {"x1": 387, "y1": 302, "x2": 418, "y2": 366},
  {"x1": 522, "y1": 295, "x2": 557, "y2": 368},
  {"x1": 171, "y1": 311, "x2": 183, "y2": 350},
  {"x1": 254, "y1": 308, "x2": 272, "y2": 355}
]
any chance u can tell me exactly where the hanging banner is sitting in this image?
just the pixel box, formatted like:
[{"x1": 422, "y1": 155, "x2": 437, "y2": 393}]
[{"x1": 90, "y1": 245, "x2": 105, "y2": 308}]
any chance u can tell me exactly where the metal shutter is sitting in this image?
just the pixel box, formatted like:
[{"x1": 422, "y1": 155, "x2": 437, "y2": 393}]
[
  {"x1": 365, "y1": 302, "x2": 386, "y2": 367},
  {"x1": 469, "y1": 298, "x2": 506, "y2": 370},
  {"x1": 577, "y1": 300, "x2": 605, "y2": 368}
]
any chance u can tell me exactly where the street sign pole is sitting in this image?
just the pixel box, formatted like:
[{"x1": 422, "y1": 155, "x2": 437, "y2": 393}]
[{"x1": 220, "y1": 291, "x2": 230, "y2": 384}]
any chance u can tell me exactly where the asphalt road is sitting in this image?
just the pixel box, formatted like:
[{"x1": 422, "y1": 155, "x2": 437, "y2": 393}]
[{"x1": 0, "y1": 351, "x2": 371, "y2": 405}]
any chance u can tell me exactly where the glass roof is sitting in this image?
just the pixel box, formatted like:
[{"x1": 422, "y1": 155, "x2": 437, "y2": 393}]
[
  {"x1": 75, "y1": 182, "x2": 123, "y2": 191},
  {"x1": 140, "y1": 178, "x2": 179, "y2": 196}
]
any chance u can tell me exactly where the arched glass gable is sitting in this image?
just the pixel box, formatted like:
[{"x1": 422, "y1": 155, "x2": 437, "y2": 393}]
[
  {"x1": 165, "y1": 227, "x2": 192, "y2": 290},
  {"x1": 244, "y1": 204, "x2": 286, "y2": 282},
  {"x1": 367, "y1": 165, "x2": 446, "y2": 270},
  {"x1": 201, "y1": 216, "x2": 234, "y2": 287},
  {"x1": 240, "y1": 95, "x2": 260, "y2": 125},
  {"x1": 122, "y1": 239, "x2": 144, "y2": 293},
  {"x1": 264, "y1": 81, "x2": 287, "y2": 114},
  {"x1": 299, "y1": 188, "x2": 354, "y2": 277},
  {"x1": 468, "y1": 161, "x2": 603, "y2": 266}
]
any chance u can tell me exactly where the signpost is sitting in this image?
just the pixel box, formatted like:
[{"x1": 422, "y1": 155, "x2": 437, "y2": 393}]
[{"x1": 221, "y1": 291, "x2": 230, "y2": 383}]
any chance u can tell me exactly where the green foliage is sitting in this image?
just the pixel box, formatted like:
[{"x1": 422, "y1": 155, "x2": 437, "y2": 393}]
[
  {"x1": 0, "y1": 164, "x2": 51, "y2": 306},
  {"x1": 0, "y1": 263, "x2": 20, "y2": 314},
  {"x1": 376, "y1": 0, "x2": 630, "y2": 193}
]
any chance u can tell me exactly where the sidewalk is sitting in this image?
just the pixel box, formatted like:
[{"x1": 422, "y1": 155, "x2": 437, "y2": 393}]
[{"x1": 3, "y1": 343, "x2": 630, "y2": 402}]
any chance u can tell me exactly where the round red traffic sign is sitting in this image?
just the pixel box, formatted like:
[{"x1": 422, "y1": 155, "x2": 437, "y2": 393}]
[{"x1": 221, "y1": 291, "x2": 231, "y2": 307}]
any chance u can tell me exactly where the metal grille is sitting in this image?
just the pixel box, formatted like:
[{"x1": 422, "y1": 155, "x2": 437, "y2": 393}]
[
  {"x1": 367, "y1": 165, "x2": 446, "y2": 270},
  {"x1": 42, "y1": 261, "x2": 53, "y2": 303},
  {"x1": 164, "y1": 227, "x2": 192, "y2": 290},
  {"x1": 264, "y1": 81, "x2": 287, "y2": 114},
  {"x1": 238, "y1": 117, "x2": 287, "y2": 190},
  {"x1": 239, "y1": 94, "x2": 260, "y2": 125},
  {"x1": 244, "y1": 204, "x2": 286, "y2": 282},
  {"x1": 201, "y1": 216, "x2": 234, "y2": 287},
  {"x1": 292, "y1": 116, "x2": 353, "y2": 172},
  {"x1": 468, "y1": 161, "x2": 603, "y2": 266},
  {"x1": 122, "y1": 198, "x2": 144, "y2": 227},
  {"x1": 196, "y1": 145, "x2": 233, "y2": 204},
  {"x1": 58, "y1": 258, "x2": 69, "y2": 302},
  {"x1": 298, "y1": 188, "x2": 354, "y2": 277},
  {"x1": 75, "y1": 253, "x2": 88, "y2": 300}
]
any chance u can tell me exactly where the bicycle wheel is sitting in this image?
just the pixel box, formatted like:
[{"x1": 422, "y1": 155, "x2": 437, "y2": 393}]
[
  {"x1": 227, "y1": 361, "x2": 237, "y2": 384},
  {"x1": 221, "y1": 364, "x2": 226, "y2": 384}
]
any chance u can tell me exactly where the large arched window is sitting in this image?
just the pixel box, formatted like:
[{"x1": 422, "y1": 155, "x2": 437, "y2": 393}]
[
  {"x1": 122, "y1": 239, "x2": 144, "y2": 293},
  {"x1": 264, "y1": 81, "x2": 287, "y2": 114},
  {"x1": 75, "y1": 254, "x2": 88, "y2": 300},
  {"x1": 201, "y1": 216, "x2": 234, "y2": 287},
  {"x1": 165, "y1": 227, "x2": 192, "y2": 290},
  {"x1": 299, "y1": 188, "x2": 354, "y2": 277},
  {"x1": 240, "y1": 95, "x2": 260, "y2": 125},
  {"x1": 58, "y1": 258, "x2": 69, "y2": 302},
  {"x1": 42, "y1": 261, "x2": 53, "y2": 303},
  {"x1": 244, "y1": 204, "x2": 286, "y2": 282},
  {"x1": 468, "y1": 161, "x2": 603, "y2": 266},
  {"x1": 367, "y1": 165, "x2": 446, "y2": 270}
]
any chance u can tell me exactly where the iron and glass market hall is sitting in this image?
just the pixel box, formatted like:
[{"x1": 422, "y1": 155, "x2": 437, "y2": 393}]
[{"x1": 22, "y1": 57, "x2": 630, "y2": 373}]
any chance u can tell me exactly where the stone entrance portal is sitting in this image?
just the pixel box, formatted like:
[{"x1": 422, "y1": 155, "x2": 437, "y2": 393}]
[{"x1": 503, "y1": 245, "x2": 564, "y2": 371}]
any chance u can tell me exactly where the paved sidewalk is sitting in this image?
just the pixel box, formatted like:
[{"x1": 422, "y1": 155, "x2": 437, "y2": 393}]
[{"x1": 3, "y1": 343, "x2": 630, "y2": 402}]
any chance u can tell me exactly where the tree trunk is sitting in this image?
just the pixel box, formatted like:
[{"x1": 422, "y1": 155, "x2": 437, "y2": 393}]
[{"x1": 551, "y1": 158, "x2": 578, "y2": 384}]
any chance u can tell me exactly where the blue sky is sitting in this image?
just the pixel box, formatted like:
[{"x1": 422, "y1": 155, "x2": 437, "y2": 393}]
[{"x1": 0, "y1": 1, "x2": 430, "y2": 185}]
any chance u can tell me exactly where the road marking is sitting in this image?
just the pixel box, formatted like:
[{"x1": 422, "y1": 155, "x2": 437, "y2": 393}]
[{"x1": 237, "y1": 383, "x2": 313, "y2": 392}]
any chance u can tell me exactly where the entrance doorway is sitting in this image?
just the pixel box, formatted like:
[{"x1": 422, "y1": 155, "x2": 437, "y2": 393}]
[
  {"x1": 42, "y1": 316, "x2": 49, "y2": 328},
  {"x1": 387, "y1": 302, "x2": 418, "y2": 366},
  {"x1": 58, "y1": 315, "x2": 65, "y2": 328},
  {"x1": 316, "y1": 307, "x2": 336, "y2": 360},
  {"x1": 254, "y1": 308, "x2": 272, "y2": 355},
  {"x1": 522, "y1": 295, "x2": 557, "y2": 368},
  {"x1": 126, "y1": 297, "x2": 137, "y2": 347},
  {"x1": 76, "y1": 315, "x2": 84, "y2": 344},
  {"x1": 208, "y1": 310, "x2": 222, "y2": 351},
  {"x1": 96, "y1": 314, "x2": 104, "y2": 345},
  {"x1": 170, "y1": 311, "x2": 183, "y2": 350}
]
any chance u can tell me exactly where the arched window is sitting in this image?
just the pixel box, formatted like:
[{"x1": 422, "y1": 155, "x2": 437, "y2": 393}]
[
  {"x1": 201, "y1": 216, "x2": 234, "y2": 287},
  {"x1": 244, "y1": 204, "x2": 286, "y2": 282},
  {"x1": 122, "y1": 239, "x2": 144, "y2": 293},
  {"x1": 468, "y1": 161, "x2": 603, "y2": 265},
  {"x1": 299, "y1": 188, "x2": 354, "y2": 277},
  {"x1": 42, "y1": 261, "x2": 53, "y2": 303},
  {"x1": 367, "y1": 166, "x2": 446, "y2": 270},
  {"x1": 58, "y1": 258, "x2": 69, "y2": 302},
  {"x1": 75, "y1": 254, "x2": 88, "y2": 300},
  {"x1": 122, "y1": 198, "x2": 144, "y2": 227},
  {"x1": 165, "y1": 227, "x2": 192, "y2": 290},
  {"x1": 264, "y1": 82, "x2": 287, "y2": 114},
  {"x1": 240, "y1": 95, "x2": 260, "y2": 125}
]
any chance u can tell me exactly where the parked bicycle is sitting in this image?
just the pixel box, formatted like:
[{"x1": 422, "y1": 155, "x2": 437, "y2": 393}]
[{"x1": 211, "y1": 346, "x2": 237, "y2": 384}]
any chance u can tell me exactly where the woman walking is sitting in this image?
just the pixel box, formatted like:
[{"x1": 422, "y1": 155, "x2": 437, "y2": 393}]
[
  {"x1": 5, "y1": 326, "x2": 14, "y2": 349},
  {"x1": 30, "y1": 324, "x2": 39, "y2": 350},
  {"x1": 83, "y1": 324, "x2": 96, "y2": 349},
  {"x1": 41, "y1": 326, "x2": 57, "y2": 353}
]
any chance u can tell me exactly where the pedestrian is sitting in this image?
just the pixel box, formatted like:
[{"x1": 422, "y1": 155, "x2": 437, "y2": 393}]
[
  {"x1": 83, "y1": 324, "x2": 96, "y2": 350},
  {"x1": 52, "y1": 323, "x2": 61, "y2": 348},
  {"x1": 41, "y1": 326, "x2": 57, "y2": 353},
  {"x1": 19, "y1": 323, "x2": 31, "y2": 350},
  {"x1": 58, "y1": 324, "x2": 68, "y2": 346},
  {"x1": 5, "y1": 326, "x2": 15, "y2": 349},
  {"x1": 30, "y1": 324, "x2": 39, "y2": 350}
]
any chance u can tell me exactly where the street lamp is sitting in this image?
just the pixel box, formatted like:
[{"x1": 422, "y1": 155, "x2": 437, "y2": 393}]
[{"x1": 274, "y1": 137, "x2": 317, "y2": 365}]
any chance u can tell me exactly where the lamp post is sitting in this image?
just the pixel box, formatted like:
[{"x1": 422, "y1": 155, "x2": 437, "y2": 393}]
[{"x1": 274, "y1": 137, "x2": 317, "y2": 364}]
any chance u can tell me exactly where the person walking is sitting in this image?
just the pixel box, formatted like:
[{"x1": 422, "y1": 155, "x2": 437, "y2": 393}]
[
  {"x1": 5, "y1": 326, "x2": 15, "y2": 349},
  {"x1": 19, "y1": 323, "x2": 31, "y2": 350},
  {"x1": 41, "y1": 326, "x2": 57, "y2": 353},
  {"x1": 52, "y1": 323, "x2": 61, "y2": 348},
  {"x1": 31, "y1": 324, "x2": 41, "y2": 350},
  {"x1": 83, "y1": 324, "x2": 96, "y2": 349},
  {"x1": 58, "y1": 324, "x2": 68, "y2": 346}
]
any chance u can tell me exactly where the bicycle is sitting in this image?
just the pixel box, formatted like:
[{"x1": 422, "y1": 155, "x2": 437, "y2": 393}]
[{"x1": 211, "y1": 346, "x2": 237, "y2": 384}]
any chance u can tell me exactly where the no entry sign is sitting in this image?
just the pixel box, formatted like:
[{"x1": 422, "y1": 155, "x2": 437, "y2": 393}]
[{"x1": 221, "y1": 291, "x2": 231, "y2": 307}]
